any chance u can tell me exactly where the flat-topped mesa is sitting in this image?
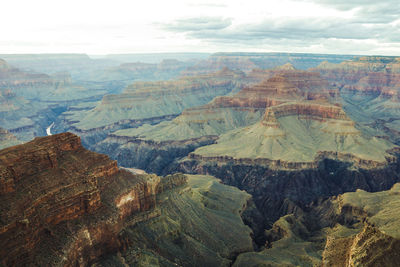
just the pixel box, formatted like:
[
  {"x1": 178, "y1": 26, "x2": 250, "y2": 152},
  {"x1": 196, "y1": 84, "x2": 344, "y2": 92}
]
[
  {"x1": 211, "y1": 71, "x2": 334, "y2": 109},
  {"x1": 244, "y1": 76, "x2": 302, "y2": 99},
  {"x1": 182, "y1": 52, "x2": 354, "y2": 76},
  {"x1": 181, "y1": 54, "x2": 258, "y2": 76},
  {"x1": 0, "y1": 132, "x2": 187, "y2": 266},
  {"x1": 189, "y1": 97, "x2": 394, "y2": 171},
  {"x1": 124, "y1": 67, "x2": 245, "y2": 93},
  {"x1": 313, "y1": 57, "x2": 400, "y2": 87},
  {"x1": 264, "y1": 102, "x2": 350, "y2": 122}
]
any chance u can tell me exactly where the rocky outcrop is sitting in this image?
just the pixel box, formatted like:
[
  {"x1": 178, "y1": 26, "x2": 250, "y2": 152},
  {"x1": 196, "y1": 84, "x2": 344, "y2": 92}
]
[
  {"x1": 98, "y1": 175, "x2": 254, "y2": 267},
  {"x1": 0, "y1": 132, "x2": 186, "y2": 266},
  {"x1": 0, "y1": 132, "x2": 259, "y2": 267},
  {"x1": 322, "y1": 224, "x2": 400, "y2": 267},
  {"x1": 318, "y1": 183, "x2": 400, "y2": 266},
  {"x1": 262, "y1": 102, "x2": 348, "y2": 122},
  {"x1": 234, "y1": 183, "x2": 400, "y2": 266},
  {"x1": 67, "y1": 114, "x2": 179, "y2": 148}
]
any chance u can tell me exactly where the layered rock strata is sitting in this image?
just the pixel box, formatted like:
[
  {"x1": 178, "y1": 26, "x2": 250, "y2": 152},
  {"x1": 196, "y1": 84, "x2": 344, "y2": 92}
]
[
  {"x1": 313, "y1": 56, "x2": 400, "y2": 144},
  {"x1": 0, "y1": 133, "x2": 183, "y2": 265},
  {"x1": 95, "y1": 70, "x2": 338, "y2": 173},
  {"x1": 0, "y1": 132, "x2": 257, "y2": 266},
  {"x1": 177, "y1": 73, "x2": 398, "y2": 222},
  {"x1": 60, "y1": 68, "x2": 247, "y2": 149},
  {"x1": 232, "y1": 183, "x2": 400, "y2": 266}
]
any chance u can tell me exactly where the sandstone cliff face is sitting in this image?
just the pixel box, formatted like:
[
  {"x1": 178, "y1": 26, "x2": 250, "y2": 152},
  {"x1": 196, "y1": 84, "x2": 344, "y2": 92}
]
[
  {"x1": 322, "y1": 224, "x2": 400, "y2": 267},
  {"x1": 0, "y1": 132, "x2": 258, "y2": 267},
  {"x1": 92, "y1": 70, "x2": 392, "y2": 179},
  {"x1": 318, "y1": 183, "x2": 400, "y2": 267},
  {"x1": 0, "y1": 132, "x2": 185, "y2": 266}
]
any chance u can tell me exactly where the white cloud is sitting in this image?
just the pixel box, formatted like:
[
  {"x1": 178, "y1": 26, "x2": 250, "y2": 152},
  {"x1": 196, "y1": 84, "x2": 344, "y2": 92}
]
[{"x1": 0, "y1": 0, "x2": 399, "y2": 55}]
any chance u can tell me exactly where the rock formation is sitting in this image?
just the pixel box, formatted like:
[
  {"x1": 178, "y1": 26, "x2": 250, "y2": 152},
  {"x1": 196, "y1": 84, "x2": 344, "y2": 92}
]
[
  {"x1": 93, "y1": 70, "x2": 340, "y2": 173},
  {"x1": 60, "y1": 68, "x2": 247, "y2": 149},
  {"x1": 234, "y1": 183, "x2": 400, "y2": 266},
  {"x1": 169, "y1": 69, "x2": 400, "y2": 225},
  {"x1": 0, "y1": 133, "x2": 255, "y2": 266},
  {"x1": 0, "y1": 132, "x2": 158, "y2": 265},
  {"x1": 313, "y1": 56, "x2": 400, "y2": 145}
]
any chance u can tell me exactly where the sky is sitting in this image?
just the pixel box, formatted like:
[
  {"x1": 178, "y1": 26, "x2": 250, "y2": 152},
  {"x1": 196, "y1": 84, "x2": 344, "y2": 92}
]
[{"x1": 1, "y1": 0, "x2": 399, "y2": 55}]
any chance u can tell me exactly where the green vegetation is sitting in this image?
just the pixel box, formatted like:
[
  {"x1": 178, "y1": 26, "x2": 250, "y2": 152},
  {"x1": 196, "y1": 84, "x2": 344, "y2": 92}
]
[
  {"x1": 194, "y1": 115, "x2": 394, "y2": 163},
  {"x1": 113, "y1": 108, "x2": 263, "y2": 141},
  {"x1": 116, "y1": 175, "x2": 253, "y2": 266}
]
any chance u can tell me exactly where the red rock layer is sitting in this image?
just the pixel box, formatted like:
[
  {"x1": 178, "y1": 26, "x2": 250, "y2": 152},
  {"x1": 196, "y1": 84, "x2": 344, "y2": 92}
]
[
  {"x1": 342, "y1": 72, "x2": 400, "y2": 99},
  {"x1": 0, "y1": 132, "x2": 186, "y2": 266},
  {"x1": 313, "y1": 57, "x2": 400, "y2": 95},
  {"x1": 262, "y1": 102, "x2": 349, "y2": 124},
  {"x1": 204, "y1": 71, "x2": 335, "y2": 110}
]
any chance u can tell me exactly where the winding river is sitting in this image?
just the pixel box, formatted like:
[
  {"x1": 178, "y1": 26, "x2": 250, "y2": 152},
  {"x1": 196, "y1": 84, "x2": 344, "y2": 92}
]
[{"x1": 46, "y1": 122, "x2": 54, "y2": 136}]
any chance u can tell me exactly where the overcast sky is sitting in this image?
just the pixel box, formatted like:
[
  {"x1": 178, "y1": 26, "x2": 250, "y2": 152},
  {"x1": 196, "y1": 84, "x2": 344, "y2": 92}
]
[{"x1": 1, "y1": 0, "x2": 399, "y2": 55}]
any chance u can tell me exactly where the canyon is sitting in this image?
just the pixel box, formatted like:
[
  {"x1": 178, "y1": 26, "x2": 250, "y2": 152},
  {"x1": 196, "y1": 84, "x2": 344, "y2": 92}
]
[
  {"x1": 0, "y1": 133, "x2": 253, "y2": 266},
  {"x1": 2, "y1": 53, "x2": 400, "y2": 266}
]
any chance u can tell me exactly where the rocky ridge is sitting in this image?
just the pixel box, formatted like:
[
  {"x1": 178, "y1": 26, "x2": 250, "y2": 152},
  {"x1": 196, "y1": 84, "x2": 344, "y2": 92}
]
[
  {"x1": 0, "y1": 133, "x2": 255, "y2": 266},
  {"x1": 0, "y1": 133, "x2": 181, "y2": 265}
]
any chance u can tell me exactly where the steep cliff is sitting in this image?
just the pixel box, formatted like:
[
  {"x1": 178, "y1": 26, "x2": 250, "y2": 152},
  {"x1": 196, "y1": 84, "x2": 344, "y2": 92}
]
[
  {"x1": 98, "y1": 175, "x2": 254, "y2": 266},
  {"x1": 0, "y1": 133, "x2": 255, "y2": 266},
  {"x1": 233, "y1": 183, "x2": 400, "y2": 266},
  {"x1": 0, "y1": 132, "x2": 164, "y2": 265}
]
